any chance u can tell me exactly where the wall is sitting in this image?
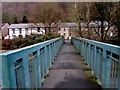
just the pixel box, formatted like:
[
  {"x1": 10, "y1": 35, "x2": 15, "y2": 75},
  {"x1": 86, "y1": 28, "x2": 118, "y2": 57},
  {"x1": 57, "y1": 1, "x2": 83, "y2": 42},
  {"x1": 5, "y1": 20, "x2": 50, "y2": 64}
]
[
  {"x1": 8, "y1": 28, "x2": 45, "y2": 39},
  {"x1": 58, "y1": 27, "x2": 79, "y2": 40}
]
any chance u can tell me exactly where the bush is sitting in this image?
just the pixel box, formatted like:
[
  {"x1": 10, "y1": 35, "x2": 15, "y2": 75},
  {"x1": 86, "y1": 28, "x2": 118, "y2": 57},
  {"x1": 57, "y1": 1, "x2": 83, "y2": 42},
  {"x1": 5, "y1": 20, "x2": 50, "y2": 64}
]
[
  {"x1": 2, "y1": 33, "x2": 60, "y2": 50},
  {"x1": 108, "y1": 36, "x2": 120, "y2": 46},
  {"x1": 2, "y1": 39, "x2": 15, "y2": 50}
]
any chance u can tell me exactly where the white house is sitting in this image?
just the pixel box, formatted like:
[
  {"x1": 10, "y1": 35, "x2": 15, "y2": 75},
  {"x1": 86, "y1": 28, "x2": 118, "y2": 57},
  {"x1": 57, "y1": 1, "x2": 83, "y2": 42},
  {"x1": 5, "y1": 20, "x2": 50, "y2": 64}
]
[
  {"x1": 8, "y1": 23, "x2": 45, "y2": 39},
  {"x1": 35, "y1": 23, "x2": 45, "y2": 34},
  {"x1": 58, "y1": 23, "x2": 79, "y2": 39},
  {"x1": 0, "y1": 23, "x2": 9, "y2": 39}
]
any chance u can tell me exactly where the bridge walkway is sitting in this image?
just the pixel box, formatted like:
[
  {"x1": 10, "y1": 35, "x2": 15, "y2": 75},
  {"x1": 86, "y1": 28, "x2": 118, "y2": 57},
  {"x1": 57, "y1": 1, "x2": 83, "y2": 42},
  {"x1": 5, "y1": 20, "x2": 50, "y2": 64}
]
[{"x1": 42, "y1": 40, "x2": 101, "y2": 88}]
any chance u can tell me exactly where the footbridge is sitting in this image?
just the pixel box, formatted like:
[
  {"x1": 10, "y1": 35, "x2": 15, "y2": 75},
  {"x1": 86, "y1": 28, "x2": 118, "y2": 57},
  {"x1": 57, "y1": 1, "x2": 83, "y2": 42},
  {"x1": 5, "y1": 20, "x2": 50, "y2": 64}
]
[{"x1": 0, "y1": 37, "x2": 120, "y2": 89}]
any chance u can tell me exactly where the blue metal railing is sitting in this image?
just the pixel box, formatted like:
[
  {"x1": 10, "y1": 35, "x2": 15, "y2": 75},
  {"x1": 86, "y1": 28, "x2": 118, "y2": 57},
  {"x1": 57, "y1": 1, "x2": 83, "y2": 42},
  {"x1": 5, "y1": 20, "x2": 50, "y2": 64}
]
[
  {"x1": 0, "y1": 37, "x2": 64, "y2": 88},
  {"x1": 71, "y1": 37, "x2": 120, "y2": 89}
]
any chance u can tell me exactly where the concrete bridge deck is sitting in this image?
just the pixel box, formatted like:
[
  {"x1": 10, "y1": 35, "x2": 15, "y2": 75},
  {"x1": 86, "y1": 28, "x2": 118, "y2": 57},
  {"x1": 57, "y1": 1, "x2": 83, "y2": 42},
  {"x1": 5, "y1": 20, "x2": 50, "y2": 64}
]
[{"x1": 42, "y1": 40, "x2": 102, "y2": 88}]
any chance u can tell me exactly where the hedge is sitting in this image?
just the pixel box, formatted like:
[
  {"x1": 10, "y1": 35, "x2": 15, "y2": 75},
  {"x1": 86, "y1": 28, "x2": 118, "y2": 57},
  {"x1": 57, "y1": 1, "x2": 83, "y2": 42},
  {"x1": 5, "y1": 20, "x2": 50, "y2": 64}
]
[{"x1": 2, "y1": 33, "x2": 60, "y2": 50}]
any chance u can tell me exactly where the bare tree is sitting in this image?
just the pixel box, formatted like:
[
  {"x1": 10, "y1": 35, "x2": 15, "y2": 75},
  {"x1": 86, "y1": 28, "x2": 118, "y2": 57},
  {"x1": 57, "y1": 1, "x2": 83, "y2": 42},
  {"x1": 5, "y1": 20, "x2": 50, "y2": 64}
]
[
  {"x1": 89, "y1": 2, "x2": 119, "y2": 41},
  {"x1": 67, "y1": 2, "x2": 86, "y2": 37},
  {"x1": 34, "y1": 3, "x2": 64, "y2": 34}
]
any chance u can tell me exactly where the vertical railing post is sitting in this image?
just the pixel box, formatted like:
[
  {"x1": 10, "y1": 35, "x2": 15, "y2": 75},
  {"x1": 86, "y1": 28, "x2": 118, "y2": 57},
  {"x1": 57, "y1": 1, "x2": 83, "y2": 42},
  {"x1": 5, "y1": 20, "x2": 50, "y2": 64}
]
[
  {"x1": 49, "y1": 44, "x2": 52, "y2": 67},
  {"x1": 78, "y1": 40, "x2": 80, "y2": 54},
  {"x1": 23, "y1": 56, "x2": 30, "y2": 88},
  {"x1": 77, "y1": 39, "x2": 79, "y2": 50},
  {"x1": 90, "y1": 45, "x2": 92, "y2": 69},
  {"x1": 105, "y1": 54, "x2": 111, "y2": 88},
  {"x1": 88, "y1": 43, "x2": 91, "y2": 67},
  {"x1": 0, "y1": 55, "x2": 2, "y2": 88},
  {"x1": 56, "y1": 41, "x2": 58, "y2": 54},
  {"x1": 37, "y1": 50, "x2": 42, "y2": 88},
  {"x1": 96, "y1": 48, "x2": 100, "y2": 79},
  {"x1": 80, "y1": 40, "x2": 82, "y2": 54},
  {"x1": 118, "y1": 49, "x2": 120, "y2": 89},
  {"x1": 90, "y1": 45, "x2": 93, "y2": 70},
  {"x1": 81, "y1": 41, "x2": 83, "y2": 56},
  {"x1": 94, "y1": 46, "x2": 97, "y2": 75},
  {"x1": 47, "y1": 45, "x2": 50, "y2": 69},
  {"x1": 1, "y1": 56, "x2": 10, "y2": 88},
  {"x1": 54, "y1": 41, "x2": 56, "y2": 56},
  {"x1": 101, "y1": 49, "x2": 107, "y2": 87},
  {"x1": 58, "y1": 40, "x2": 60, "y2": 52},
  {"x1": 8, "y1": 60, "x2": 17, "y2": 88},
  {"x1": 86, "y1": 43, "x2": 88, "y2": 64},
  {"x1": 83, "y1": 42, "x2": 85, "y2": 59},
  {"x1": 52, "y1": 43, "x2": 54, "y2": 62},
  {"x1": 44, "y1": 46, "x2": 48, "y2": 75},
  {"x1": 84, "y1": 42, "x2": 87, "y2": 60},
  {"x1": 51, "y1": 43, "x2": 53, "y2": 63},
  {"x1": 48, "y1": 44, "x2": 51, "y2": 68},
  {"x1": 53, "y1": 42, "x2": 55, "y2": 59}
]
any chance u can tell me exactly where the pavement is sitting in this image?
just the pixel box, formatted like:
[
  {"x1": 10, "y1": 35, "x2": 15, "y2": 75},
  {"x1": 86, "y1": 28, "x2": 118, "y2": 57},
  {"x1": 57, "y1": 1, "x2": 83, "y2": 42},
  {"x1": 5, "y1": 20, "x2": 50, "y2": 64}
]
[{"x1": 42, "y1": 40, "x2": 102, "y2": 89}]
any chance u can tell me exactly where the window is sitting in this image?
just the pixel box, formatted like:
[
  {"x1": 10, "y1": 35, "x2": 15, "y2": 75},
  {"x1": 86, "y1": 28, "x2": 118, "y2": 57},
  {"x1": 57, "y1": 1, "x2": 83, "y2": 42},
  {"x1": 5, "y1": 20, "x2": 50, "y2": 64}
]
[
  {"x1": 12, "y1": 28, "x2": 15, "y2": 34},
  {"x1": 19, "y1": 35, "x2": 22, "y2": 38},
  {"x1": 19, "y1": 28, "x2": 22, "y2": 34},
  {"x1": 25, "y1": 28, "x2": 28, "y2": 33},
  {"x1": 37, "y1": 27, "x2": 40, "y2": 32},
  {"x1": 69, "y1": 33, "x2": 72, "y2": 36},
  {"x1": 25, "y1": 28, "x2": 28, "y2": 30},
  {"x1": 58, "y1": 28, "x2": 60, "y2": 31},
  {"x1": 64, "y1": 33, "x2": 66, "y2": 36},
  {"x1": 13, "y1": 35, "x2": 16, "y2": 38}
]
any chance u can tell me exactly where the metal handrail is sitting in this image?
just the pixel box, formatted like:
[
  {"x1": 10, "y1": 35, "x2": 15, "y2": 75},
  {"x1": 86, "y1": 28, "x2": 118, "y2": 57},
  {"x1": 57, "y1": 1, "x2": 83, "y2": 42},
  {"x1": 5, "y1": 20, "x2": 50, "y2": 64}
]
[
  {"x1": 0, "y1": 37, "x2": 64, "y2": 88},
  {"x1": 71, "y1": 37, "x2": 120, "y2": 89}
]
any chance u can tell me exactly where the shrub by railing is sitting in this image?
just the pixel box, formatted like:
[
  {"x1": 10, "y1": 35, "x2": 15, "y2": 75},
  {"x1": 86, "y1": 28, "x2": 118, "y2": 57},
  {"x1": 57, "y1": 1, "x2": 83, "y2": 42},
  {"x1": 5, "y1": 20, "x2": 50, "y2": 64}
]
[
  {"x1": 71, "y1": 37, "x2": 120, "y2": 89},
  {"x1": 0, "y1": 37, "x2": 64, "y2": 88},
  {"x1": 2, "y1": 33, "x2": 60, "y2": 50}
]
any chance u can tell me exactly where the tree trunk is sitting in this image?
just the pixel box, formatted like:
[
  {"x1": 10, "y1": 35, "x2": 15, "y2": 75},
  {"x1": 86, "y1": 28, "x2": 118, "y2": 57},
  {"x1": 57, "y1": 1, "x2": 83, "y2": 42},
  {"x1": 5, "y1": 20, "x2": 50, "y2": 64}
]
[
  {"x1": 45, "y1": 27, "x2": 47, "y2": 34},
  {"x1": 118, "y1": 27, "x2": 120, "y2": 37},
  {"x1": 100, "y1": 20, "x2": 104, "y2": 41},
  {"x1": 78, "y1": 21, "x2": 83, "y2": 38}
]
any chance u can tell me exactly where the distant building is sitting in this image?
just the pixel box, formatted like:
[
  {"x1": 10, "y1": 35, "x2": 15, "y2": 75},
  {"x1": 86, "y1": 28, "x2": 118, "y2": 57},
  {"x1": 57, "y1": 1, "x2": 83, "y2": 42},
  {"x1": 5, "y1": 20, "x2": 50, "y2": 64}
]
[
  {"x1": 50, "y1": 23, "x2": 59, "y2": 33},
  {"x1": 35, "y1": 23, "x2": 46, "y2": 34},
  {"x1": 0, "y1": 23, "x2": 9, "y2": 39},
  {"x1": 36, "y1": 23, "x2": 58, "y2": 34},
  {"x1": 81, "y1": 21, "x2": 117, "y2": 40},
  {"x1": 8, "y1": 23, "x2": 45, "y2": 39},
  {"x1": 58, "y1": 23, "x2": 79, "y2": 39}
]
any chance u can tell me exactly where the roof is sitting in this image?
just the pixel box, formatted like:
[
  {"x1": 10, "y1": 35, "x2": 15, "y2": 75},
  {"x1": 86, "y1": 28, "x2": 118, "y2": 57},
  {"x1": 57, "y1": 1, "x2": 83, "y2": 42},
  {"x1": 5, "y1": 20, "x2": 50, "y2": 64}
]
[
  {"x1": 36, "y1": 23, "x2": 45, "y2": 27},
  {"x1": 36, "y1": 23, "x2": 58, "y2": 28},
  {"x1": 0, "y1": 23, "x2": 9, "y2": 38},
  {"x1": 58, "y1": 23, "x2": 78, "y2": 28},
  {"x1": 81, "y1": 23, "x2": 88, "y2": 27},
  {"x1": 8, "y1": 23, "x2": 37, "y2": 29},
  {"x1": 81, "y1": 21, "x2": 109, "y2": 27},
  {"x1": 0, "y1": 24, "x2": 6, "y2": 29}
]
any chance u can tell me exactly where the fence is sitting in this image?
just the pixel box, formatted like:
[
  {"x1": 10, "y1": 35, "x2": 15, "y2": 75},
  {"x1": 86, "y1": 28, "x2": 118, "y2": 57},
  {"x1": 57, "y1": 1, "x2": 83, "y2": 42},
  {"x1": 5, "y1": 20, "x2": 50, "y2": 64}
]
[
  {"x1": 71, "y1": 37, "x2": 120, "y2": 89},
  {"x1": 0, "y1": 37, "x2": 64, "y2": 88}
]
